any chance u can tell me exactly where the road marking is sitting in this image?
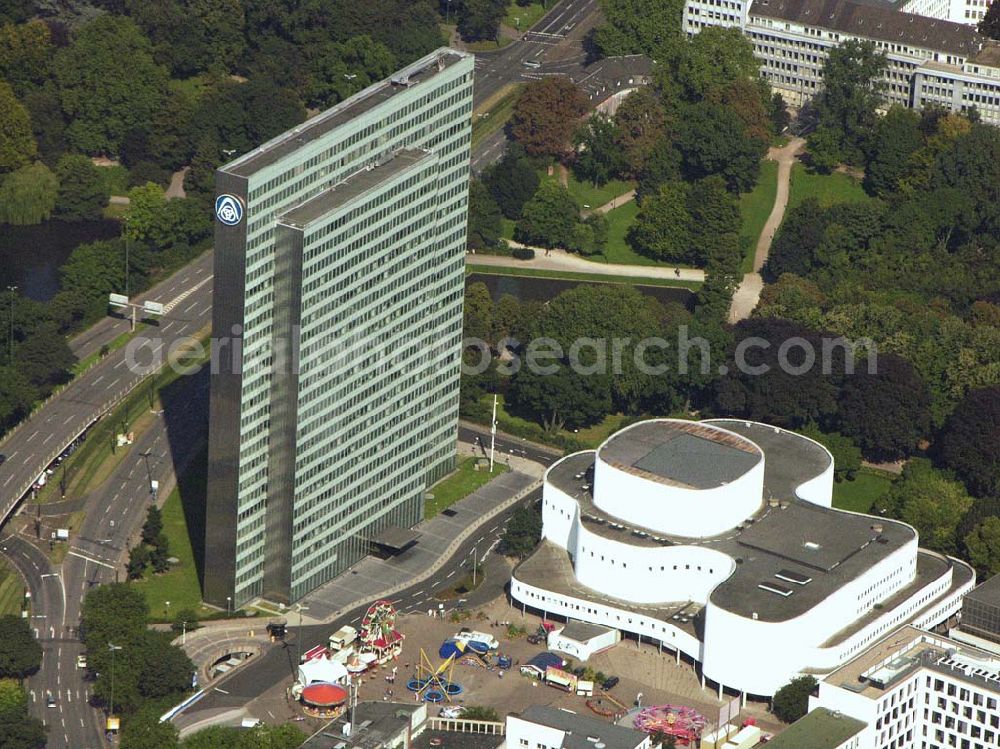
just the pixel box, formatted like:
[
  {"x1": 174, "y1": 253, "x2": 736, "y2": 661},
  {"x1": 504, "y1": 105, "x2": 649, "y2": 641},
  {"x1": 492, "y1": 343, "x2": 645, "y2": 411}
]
[
  {"x1": 66, "y1": 550, "x2": 114, "y2": 569},
  {"x1": 214, "y1": 687, "x2": 229, "y2": 694},
  {"x1": 26, "y1": 430, "x2": 37, "y2": 442},
  {"x1": 92, "y1": 375, "x2": 104, "y2": 386},
  {"x1": 446, "y1": 570, "x2": 455, "y2": 579}
]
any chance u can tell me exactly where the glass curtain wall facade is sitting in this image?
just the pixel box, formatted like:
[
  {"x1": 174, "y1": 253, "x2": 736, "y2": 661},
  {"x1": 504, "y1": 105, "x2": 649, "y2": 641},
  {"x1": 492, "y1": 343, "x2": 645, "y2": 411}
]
[{"x1": 205, "y1": 49, "x2": 474, "y2": 607}]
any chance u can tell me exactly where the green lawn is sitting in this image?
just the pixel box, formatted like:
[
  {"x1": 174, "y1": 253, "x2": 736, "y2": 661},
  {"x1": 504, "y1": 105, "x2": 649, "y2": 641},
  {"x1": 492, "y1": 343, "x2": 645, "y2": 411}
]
[
  {"x1": 504, "y1": 1, "x2": 546, "y2": 31},
  {"x1": 0, "y1": 560, "x2": 24, "y2": 617},
  {"x1": 426, "y1": 456, "x2": 509, "y2": 519},
  {"x1": 563, "y1": 174, "x2": 635, "y2": 211},
  {"x1": 466, "y1": 264, "x2": 702, "y2": 291},
  {"x1": 787, "y1": 163, "x2": 871, "y2": 211},
  {"x1": 135, "y1": 454, "x2": 214, "y2": 622},
  {"x1": 471, "y1": 83, "x2": 523, "y2": 149},
  {"x1": 832, "y1": 468, "x2": 894, "y2": 514},
  {"x1": 739, "y1": 160, "x2": 779, "y2": 274}
]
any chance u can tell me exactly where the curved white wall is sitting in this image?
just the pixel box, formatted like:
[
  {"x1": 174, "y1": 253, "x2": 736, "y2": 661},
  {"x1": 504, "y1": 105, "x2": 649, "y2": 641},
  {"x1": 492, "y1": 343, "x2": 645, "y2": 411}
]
[
  {"x1": 573, "y1": 524, "x2": 734, "y2": 604},
  {"x1": 510, "y1": 576, "x2": 704, "y2": 664},
  {"x1": 592, "y1": 453, "x2": 764, "y2": 538}
]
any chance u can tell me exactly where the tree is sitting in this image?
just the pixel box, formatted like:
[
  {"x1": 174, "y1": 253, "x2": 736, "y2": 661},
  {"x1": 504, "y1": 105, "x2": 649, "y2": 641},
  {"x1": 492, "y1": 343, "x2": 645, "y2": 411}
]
[
  {"x1": 54, "y1": 154, "x2": 107, "y2": 221},
  {"x1": 837, "y1": 354, "x2": 931, "y2": 461},
  {"x1": 978, "y1": 0, "x2": 1000, "y2": 40},
  {"x1": 806, "y1": 126, "x2": 844, "y2": 174},
  {"x1": 508, "y1": 76, "x2": 589, "y2": 159},
  {"x1": 120, "y1": 709, "x2": 179, "y2": 749},
  {"x1": 516, "y1": 181, "x2": 579, "y2": 249},
  {"x1": 678, "y1": 102, "x2": 765, "y2": 192},
  {"x1": 460, "y1": 705, "x2": 500, "y2": 721},
  {"x1": 0, "y1": 616, "x2": 41, "y2": 679},
  {"x1": 498, "y1": 503, "x2": 542, "y2": 558},
  {"x1": 772, "y1": 675, "x2": 817, "y2": 723},
  {"x1": 965, "y1": 517, "x2": 1000, "y2": 576},
  {"x1": 593, "y1": 0, "x2": 685, "y2": 58},
  {"x1": 181, "y1": 724, "x2": 306, "y2": 749},
  {"x1": 0, "y1": 162, "x2": 58, "y2": 225},
  {"x1": 0, "y1": 366, "x2": 35, "y2": 430},
  {"x1": 52, "y1": 15, "x2": 168, "y2": 155},
  {"x1": 935, "y1": 385, "x2": 1000, "y2": 497},
  {"x1": 0, "y1": 680, "x2": 45, "y2": 749},
  {"x1": 458, "y1": 0, "x2": 506, "y2": 42},
  {"x1": 507, "y1": 364, "x2": 612, "y2": 430},
  {"x1": 688, "y1": 176, "x2": 740, "y2": 268},
  {"x1": 798, "y1": 424, "x2": 862, "y2": 481},
  {"x1": 864, "y1": 107, "x2": 923, "y2": 196},
  {"x1": 677, "y1": 26, "x2": 761, "y2": 103},
  {"x1": 712, "y1": 318, "x2": 842, "y2": 428},
  {"x1": 0, "y1": 81, "x2": 35, "y2": 172},
  {"x1": 573, "y1": 114, "x2": 625, "y2": 187},
  {"x1": 467, "y1": 180, "x2": 503, "y2": 250},
  {"x1": 483, "y1": 144, "x2": 539, "y2": 219},
  {"x1": 141, "y1": 506, "x2": 163, "y2": 546},
  {"x1": 627, "y1": 182, "x2": 691, "y2": 262},
  {"x1": 305, "y1": 35, "x2": 396, "y2": 109},
  {"x1": 613, "y1": 87, "x2": 667, "y2": 178},
  {"x1": 23, "y1": 84, "x2": 67, "y2": 164},
  {"x1": 0, "y1": 19, "x2": 52, "y2": 96},
  {"x1": 127, "y1": 546, "x2": 150, "y2": 580},
  {"x1": 763, "y1": 198, "x2": 831, "y2": 282},
  {"x1": 816, "y1": 39, "x2": 887, "y2": 165},
  {"x1": 878, "y1": 459, "x2": 973, "y2": 555}
]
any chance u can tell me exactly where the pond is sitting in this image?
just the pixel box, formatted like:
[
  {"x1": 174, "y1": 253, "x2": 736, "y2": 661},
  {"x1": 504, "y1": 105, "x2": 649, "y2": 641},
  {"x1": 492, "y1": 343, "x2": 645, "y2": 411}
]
[
  {"x1": 466, "y1": 273, "x2": 695, "y2": 310},
  {"x1": 0, "y1": 219, "x2": 121, "y2": 301}
]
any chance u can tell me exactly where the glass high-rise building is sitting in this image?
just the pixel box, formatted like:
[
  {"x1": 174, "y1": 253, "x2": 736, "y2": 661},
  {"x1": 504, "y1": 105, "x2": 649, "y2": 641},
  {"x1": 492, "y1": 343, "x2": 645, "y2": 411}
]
[{"x1": 205, "y1": 49, "x2": 474, "y2": 607}]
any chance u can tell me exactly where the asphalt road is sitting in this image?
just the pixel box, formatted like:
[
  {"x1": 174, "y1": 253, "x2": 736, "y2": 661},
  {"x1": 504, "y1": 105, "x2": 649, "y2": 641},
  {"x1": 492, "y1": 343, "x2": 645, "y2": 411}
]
[
  {"x1": 472, "y1": 0, "x2": 600, "y2": 108},
  {"x1": 2, "y1": 363, "x2": 210, "y2": 749},
  {"x1": 175, "y1": 425, "x2": 556, "y2": 723}
]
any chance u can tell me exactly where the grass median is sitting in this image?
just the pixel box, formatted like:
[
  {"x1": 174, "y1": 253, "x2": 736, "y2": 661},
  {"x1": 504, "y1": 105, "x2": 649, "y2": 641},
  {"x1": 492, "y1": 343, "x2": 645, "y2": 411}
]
[
  {"x1": 425, "y1": 456, "x2": 509, "y2": 519},
  {"x1": 0, "y1": 560, "x2": 24, "y2": 616},
  {"x1": 35, "y1": 331, "x2": 211, "y2": 506},
  {"x1": 472, "y1": 83, "x2": 523, "y2": 150}
]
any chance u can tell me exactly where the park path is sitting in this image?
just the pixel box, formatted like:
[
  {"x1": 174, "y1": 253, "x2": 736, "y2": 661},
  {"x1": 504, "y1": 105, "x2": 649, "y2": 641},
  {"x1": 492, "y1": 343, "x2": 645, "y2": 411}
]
[
  {"x1": 593, "y1": 189, "x2": 636, "y2": 214},
  {"x1": 467, "y1": 244, "x2": 705, "y2": 282},
  {"x1": 728, "y1": 137, "x2": 806, "y2": 323}
]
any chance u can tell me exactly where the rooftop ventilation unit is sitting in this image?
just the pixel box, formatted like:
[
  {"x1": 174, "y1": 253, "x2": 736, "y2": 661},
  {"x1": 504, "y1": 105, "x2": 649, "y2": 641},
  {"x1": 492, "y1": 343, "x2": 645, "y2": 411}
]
[
  {"x1": 758, "y1": 582, "x2": 794, "y2": 597},
  {"x1": 775, "y1": 569, "x2": 812, "y2": 585}
]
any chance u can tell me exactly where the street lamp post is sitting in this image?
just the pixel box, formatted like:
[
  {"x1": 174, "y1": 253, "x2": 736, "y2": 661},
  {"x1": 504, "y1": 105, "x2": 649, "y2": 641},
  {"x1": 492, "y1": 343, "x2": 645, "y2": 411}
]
[
  {"x1": 108, "y1": 643, "x2": 123, "y2": 722},
  {"x1": 293, "y1": 603, "x2": 310, "y2": 665},
  {"x1": 165, "y1": 600, "x2": 170, "y2": 620},
  {"x1": 6, "y1": 285, "x2": 16, "y2": 362},
  {"x1": 181, "y1": 620, "x2": 187, "y2": 646},
  {"x1": 472, "y1": 544, "x2": 479, "y2": 587},
  {"x1": 226, "y1": 596, "x2": 232, "y2": 617}
]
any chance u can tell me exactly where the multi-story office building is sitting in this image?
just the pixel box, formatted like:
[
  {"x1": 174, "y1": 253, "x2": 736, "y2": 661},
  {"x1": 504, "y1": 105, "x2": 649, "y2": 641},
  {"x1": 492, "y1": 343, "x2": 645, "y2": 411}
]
[
  {"x1": 683, "y1": 0, "x2": 1000, "y2": 126},
  {"x1": 901, "y1": 0, "x2": 991, "y2": 26},
  {"x1": 206, "y1": 48, "x2": 474, "y2": 607},
  {"x1": 811, "y1": 625, "x2": 1000, "y2": 749}
]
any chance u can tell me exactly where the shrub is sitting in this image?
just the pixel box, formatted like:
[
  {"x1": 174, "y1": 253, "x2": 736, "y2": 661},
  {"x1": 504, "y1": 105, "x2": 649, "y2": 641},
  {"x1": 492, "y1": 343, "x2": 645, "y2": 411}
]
[{"x1": 512, "y1": 247, "x2": 535, "y2": 260}]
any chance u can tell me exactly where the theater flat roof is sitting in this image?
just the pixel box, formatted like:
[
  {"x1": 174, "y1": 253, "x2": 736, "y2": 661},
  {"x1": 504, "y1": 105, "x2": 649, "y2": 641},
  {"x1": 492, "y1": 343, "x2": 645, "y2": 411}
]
[
  {"x1": 541, "y1": 421, "x2": 944, "y2": 623},
  {"x1": 599, "y1": 421, "x2": 762, "y2": 489}
]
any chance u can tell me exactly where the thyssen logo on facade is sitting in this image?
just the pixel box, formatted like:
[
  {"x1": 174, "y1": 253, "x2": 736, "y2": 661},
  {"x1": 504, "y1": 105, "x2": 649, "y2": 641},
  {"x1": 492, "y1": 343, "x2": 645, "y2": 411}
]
[{"x1": 215, "y1": 194, "x2": 244, "y2": 226}]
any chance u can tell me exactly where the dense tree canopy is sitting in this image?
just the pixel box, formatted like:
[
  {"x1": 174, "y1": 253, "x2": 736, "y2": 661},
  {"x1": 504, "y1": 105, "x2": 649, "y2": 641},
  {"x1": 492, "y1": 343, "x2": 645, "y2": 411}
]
[
  {"x1": 508, "y1": 76, "x2": 589, "y2": 159},
  {"x1": 516, "y1": 181, "x2": 580, "y2": 249},
  {"x1": 0, "y1": 80, "x2": 34, "y2": 172},
  {"x1": 468, "y1": 180, "x2": 503, "y2": 251},
  {"x1": 935, "y1": 386, "x2": 1000, "y2": 498},
  {"x1": 813, "y1": 39, "x2": 887, "y2": 166},
  {"x1": 55, "y1": 154, "x2": 108, "y2": 221},
  {"x1": 52, "y1": 15, "x2": 169, "y2": 155},
  {"x1": 0, "y1": 162, "x2": 57, "y2": 224},
  {"x1": 772, "y1": 676, "x2": 817, "y2": 723},
  {"x1": 678, "y1": 102, "x2": 766, "y2": 192},
  {"x1": 483, "y1": 143, "x2": 540, "y2": 220},
  {"x1": 0, "y1": 679, "x2": 45, "y2": 749},
  {"x1": 877, "y1": 459, "x2": 974, "y2": 555},
  {"x1": 0, "y1": 617, "x2": 41, "y2": 679},
  {"x1": 593, "y1": 0, "x2": 684, "y2": 58}
]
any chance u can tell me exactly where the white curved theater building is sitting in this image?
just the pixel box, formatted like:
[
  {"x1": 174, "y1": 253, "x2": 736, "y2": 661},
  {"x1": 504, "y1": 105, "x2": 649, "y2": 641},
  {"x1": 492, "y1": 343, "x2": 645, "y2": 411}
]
[{"x1": 511, "y1": 419, "x2": 975, "y2": 697}]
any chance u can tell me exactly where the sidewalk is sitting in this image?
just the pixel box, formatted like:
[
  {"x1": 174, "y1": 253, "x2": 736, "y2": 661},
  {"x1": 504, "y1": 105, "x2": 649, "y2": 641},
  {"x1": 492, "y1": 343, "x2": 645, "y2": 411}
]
[
  {"x1": 728, "y1": 138, "x2": 805, "y2": 323},
  {"x1": 182, "y1": 442, "x2": 544, "y2": 632},
  {"x1": 468, "y1": 247, "x2": 705, "y2": 282}
]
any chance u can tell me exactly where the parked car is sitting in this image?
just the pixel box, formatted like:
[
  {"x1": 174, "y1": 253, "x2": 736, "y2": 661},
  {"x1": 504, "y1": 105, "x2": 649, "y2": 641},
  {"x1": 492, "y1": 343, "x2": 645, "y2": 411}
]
[
  {"x1": 526, "y1": 634, "x2": 544, "y2": 645},
  {"x1": 76, "y1": 654, "x2": 87, "y2": 669},
  {"x1": 46, "y1": 693, "x2": 56, "y2": 708},
  {"x1": 440, "y1": 706, "x2": 465, "y2": 719},
  {"x1": 602, "y1": 676, "x2": 620, "y2": 691}
]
